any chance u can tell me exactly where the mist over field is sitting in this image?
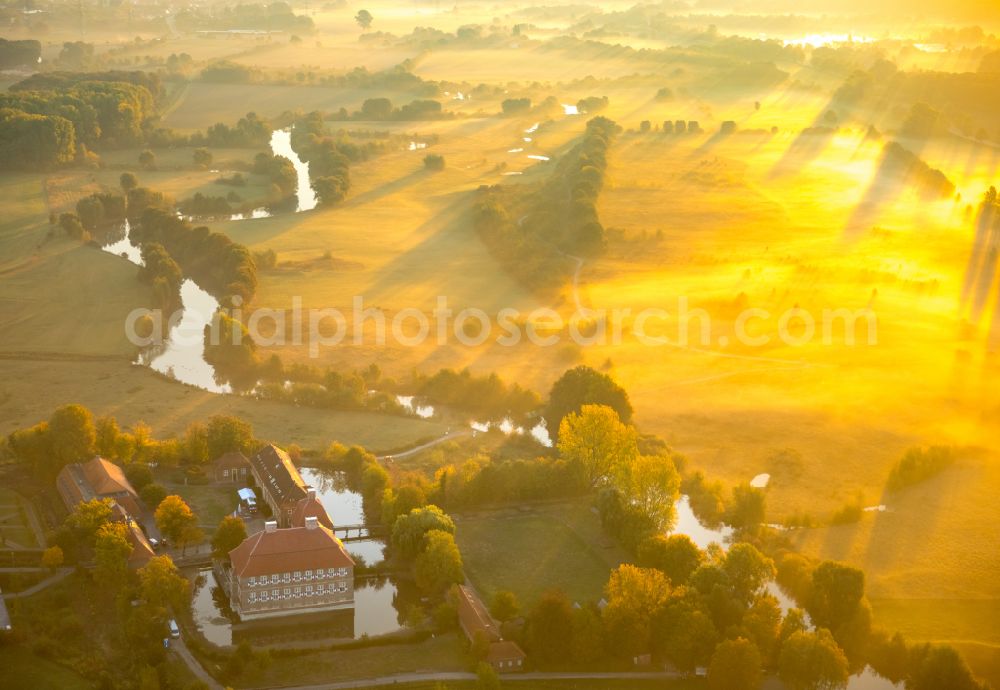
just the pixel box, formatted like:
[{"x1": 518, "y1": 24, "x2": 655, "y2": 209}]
[{"x1": 0, "y1": 1, "x2": 999, "y2": 689}]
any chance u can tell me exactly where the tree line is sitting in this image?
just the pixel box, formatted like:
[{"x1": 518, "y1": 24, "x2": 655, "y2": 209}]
[
  {"x1": 0, "y1": 71, "x2": 161, "y2": 170},
  {"x1": 0, "y1": 37, "x2": 40, "y2": 68},
  {"x1": 473, "y1": 116, "x2": 618, "y2": 291},
  {"x1": 130, "y1": 208, "x2": 258, "y2": 305}
]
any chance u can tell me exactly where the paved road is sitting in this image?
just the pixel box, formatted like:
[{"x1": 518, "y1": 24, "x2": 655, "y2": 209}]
[
  {"x1": 172, "y1": 637, "x2": 223, "y2": 690},
  {"x1": 1, "y1": 568, "x2": 73, "y2": 599},
  {"x1": 377, "y1": 430, "x2": 470, "y2": 461},
  {"x1": 250, "y1": 670, "x2": 682, "y2": 690}
]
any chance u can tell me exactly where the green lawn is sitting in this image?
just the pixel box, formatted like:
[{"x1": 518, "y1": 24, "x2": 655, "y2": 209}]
[
  {"x1": 160, "y1": 480, "x2": 240, "y2": 529},
  {"x1": 455, "y1": 502, "x2": 623, "y2": 608},
  {"x1": 0, "y1": 645, "x2": 93, "y2": 690}
]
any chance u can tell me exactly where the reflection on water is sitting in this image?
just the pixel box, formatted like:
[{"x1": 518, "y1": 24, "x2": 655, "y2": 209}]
[
  {"x1": 673, "y1": 495, "x2": 733, "y2": 550},
  {"x1": 142, "y1": 280, "x2": 230, "y2": 393},
  {"x1": 396, "y1": 395, "x2": 435, "y2": 419},
  {"x1": 271, "y1": 128, "x2": 317, "y2": 212},
  {"x1": 849, "y1": 667, "x2": 902, "y2": 690},
  {"x1": 189, "y1": 567, "x2": 411, "y2": 646},
  {"x1": 102, "y1": 218, "x2": 142, "y2": 264},
  {"x1": 190, "y1": 569, "x2": 236, "y2": 646},
  {"x1": 100, "y1": 220, "x2": 230, "y2": 393},
  {"x1": 299, "y1": 467, "x2": 385, "y2": 564},
  {"x1": 394, "y1": 395, "x2": 553, "y2": 447},
  {"x1": 98, "y1": 128, "x2": 317, "y2": 394}
]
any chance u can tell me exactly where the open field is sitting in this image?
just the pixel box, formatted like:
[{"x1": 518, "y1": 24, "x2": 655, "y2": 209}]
[
  {"x1": 0, "y1": 358, "x2": 445, "y2": 452},
  {"x1": 2, "y1": 0, "x2": 1000, "y2": 680},
  {"x1": 456, "y1": 500, "x2": 625, "y2": 607},
  {"x1": 0, "y1": 175, "x2": 151, "y2": 358}
]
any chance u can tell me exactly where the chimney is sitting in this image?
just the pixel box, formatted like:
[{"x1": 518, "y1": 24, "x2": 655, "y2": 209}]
[
  {"x1": 307, "y1": 487, "x2": 316, "y2": 500},
  {"x1": 305, "y1": 516, "x2": 318, "y2": 530},
  {"x1": 264, "y1": 520, "x2": 278, "y2": 533}
]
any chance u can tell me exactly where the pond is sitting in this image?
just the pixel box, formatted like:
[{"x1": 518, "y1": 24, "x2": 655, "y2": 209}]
[
  {"x1": 189, "y1": 468, "x2": 417, "y2": 646},
  {"x1": 101, "y1": 129, "x2": 314, "y2": 394},
  {"x1": 299, "y1": 467, "x2": 384, "y2": 565},
  {"x1": 189, "y1": 567, "x2": 416, "y2": 647},
  {"x1": 396, "y1": 395, "x2": 553, "y2": 447}
]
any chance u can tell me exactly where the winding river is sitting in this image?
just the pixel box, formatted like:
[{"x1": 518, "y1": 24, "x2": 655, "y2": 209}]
[{"x1": 102, "y1": 128, "x2": 316, "y2": 392}]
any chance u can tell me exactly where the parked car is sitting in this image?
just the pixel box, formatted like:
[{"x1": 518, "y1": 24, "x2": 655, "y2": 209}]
[{"x1": 168, "y1": 619, "x2": 180, "y2": 638}]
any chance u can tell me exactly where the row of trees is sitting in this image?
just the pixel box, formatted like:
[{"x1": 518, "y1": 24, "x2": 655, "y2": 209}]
[
  {"x1": 881, "y1": 141, "x2": 955, "y2": 199},
  {"x1": 5, "y1": 403, "x2": 259, "y2": 482},
  {"x1": 473, "y1": 116, "x2": 618, "y2": 291},
  {"x1": 334, "y1": 97, "x2": 450, "y2": 122},
  {"x1": 3, "y1": 73, "x2": 158, "y2": 154},
  {"x1": 131, "y1": 208, "x2": 258, "y2": 304},
  {"x1": 0, "y1": 71, "x2": 163, "y2": 169},
  {"x1": 414, "y1": 367, "x2": 542, "y2": 424},
  {"x1": 0, "y1": 37, "x2": 40, "y2": 68}
]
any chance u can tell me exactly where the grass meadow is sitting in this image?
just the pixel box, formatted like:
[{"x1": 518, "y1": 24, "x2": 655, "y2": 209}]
[
  {"x1": 2, "y1": 2, "x2": 999, "y2": 679},
  {"x1": 456, "y1": 500, "x2": 626, "y2": 608}
]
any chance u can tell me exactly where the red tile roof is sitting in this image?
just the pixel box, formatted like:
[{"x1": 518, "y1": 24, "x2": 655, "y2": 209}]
[
  {"x1": 214, "y1": 452, "x2": 249, "y2": 471},
  {"x1": 248, "y1": 445, "x2": 308, "y2": 507},
  {"x1": 229, "y1": 523, "x2": 354, "y2": 578},
  {"x1": 56, "y1": 457, "x2": 139, "y2": 512},
  {"x1": 124, "y1": 519, "x2": 156, "y2": 569},
  {"x1": 454, "y1": 584, "x2": 500, "y2": 642},
  {"x1": 291, "y1": 492, "x2": 333, "y2": 529},
  {"x1": 487, "y1": 640, "x2": 527, "y2": 664},
  {"x1": 81, "y1": 457, "x2": 135, "y2": 496}
]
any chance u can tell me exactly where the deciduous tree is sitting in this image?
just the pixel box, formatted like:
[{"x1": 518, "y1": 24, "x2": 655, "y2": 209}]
[
  {"x1": 544, "y1": 365, "x2": 633, "y2": 440},
  {"x1": 94, "y1": 522, "x2": 132, "y2": 592},
  {"x1": 391, "y1": 505, "x2": 455, "y2": 560},
  {"x1": 558, "y1": 404, "x2": 638, "y2": 487},
  {"x1": 155, "y1": 495, "x2": 202, "y2": 554},
  {"x1": 490, "y1": 590, "x2": 520, "y2": 622},
  {"x1": 527, "y1": 589, "x2": 574, "y2": 664},
  {"x1": 414, "y1": 529, "x2": 464, "y2": 595},
  {"x1": 138, "y1": 555, "x2": 191, "y2": 612},
  {"x1": 723, "y1": 543, "x2": 776, "y2": 605},
  {"x1": 778, "y1": 629, "x2": 849, "y2": 690},
  {"x1": 49, "y1": 403, "x2": 96, "y2": 471},
  {"x1": 212, "y1": 515, "x2": 248, "y2": 560},
  {"x1": 637, "y1": 534, "x2": 704, "y2": 585},
  {"x1": 708, "y1": 637, "x2": 762, "y2": 690}
]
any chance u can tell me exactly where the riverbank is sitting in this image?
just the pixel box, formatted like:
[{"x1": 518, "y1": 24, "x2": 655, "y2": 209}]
[{"x1": 0, "y1": 357, "x2": 446, "y2": 450}]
